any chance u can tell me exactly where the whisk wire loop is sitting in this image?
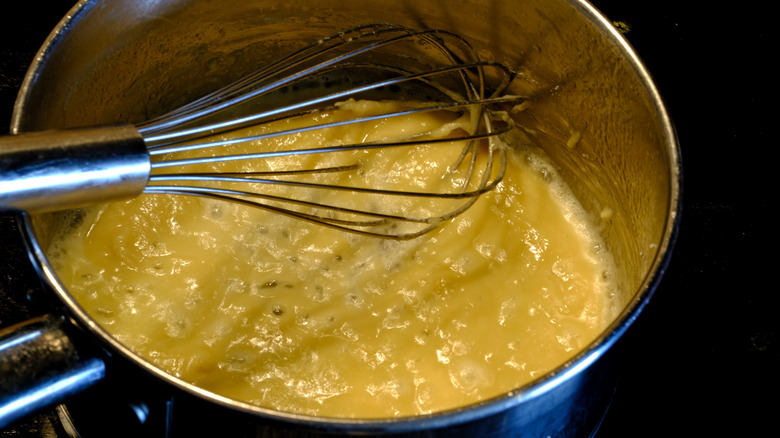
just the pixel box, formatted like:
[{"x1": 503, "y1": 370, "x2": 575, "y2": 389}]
[
  {"x1": 139, "y1": 24, "x2": 502, "y2": 140},
  {"x1": 136, "y1": 24, "x2": 522, "y2": 239}
]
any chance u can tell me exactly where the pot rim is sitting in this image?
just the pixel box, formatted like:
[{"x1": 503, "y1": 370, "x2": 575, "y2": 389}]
[{"x1": 11, "y1": 0, "x2": 681, "y2": 432}]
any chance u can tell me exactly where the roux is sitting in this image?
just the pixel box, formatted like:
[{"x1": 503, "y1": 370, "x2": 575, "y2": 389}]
[{"x1": 47, "y1": 99, "x2": 618, "y2": 417}]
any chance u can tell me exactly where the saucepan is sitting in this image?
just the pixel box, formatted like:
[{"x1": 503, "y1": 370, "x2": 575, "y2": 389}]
[{"x1": 0, "y1": 0, "x2": 679, "y2": 435}]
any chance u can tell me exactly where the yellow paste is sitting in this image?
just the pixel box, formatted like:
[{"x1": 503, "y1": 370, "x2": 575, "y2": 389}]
[{"x1": 47, "y1": 100, "x2": 618, "y2": 418}]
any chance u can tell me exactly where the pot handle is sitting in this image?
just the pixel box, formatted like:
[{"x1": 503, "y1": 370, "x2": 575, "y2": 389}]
[{"x1": 0, "y1": 313, "x2": 105, "y2": 428}]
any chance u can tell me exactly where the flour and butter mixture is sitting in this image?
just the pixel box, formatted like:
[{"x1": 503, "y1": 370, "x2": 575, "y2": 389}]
[{"x1": 47, "y1": 100, "x2": 619, "y2": 418}]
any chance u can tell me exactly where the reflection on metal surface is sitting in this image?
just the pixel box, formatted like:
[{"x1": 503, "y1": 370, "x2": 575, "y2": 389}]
[{"x1": 0, "y1": 315, "x2": 105, "y2": 429}]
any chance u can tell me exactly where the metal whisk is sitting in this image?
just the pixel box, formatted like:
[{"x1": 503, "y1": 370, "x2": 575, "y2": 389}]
[{"x1": 0, "y1": 24, "x2": 523, "y2": 239}]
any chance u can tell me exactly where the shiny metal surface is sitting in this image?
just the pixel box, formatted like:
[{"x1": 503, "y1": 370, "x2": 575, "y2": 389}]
[
  {"x1": 0, "y1": 315, "x2": 105, "y2": 428},
  {"x1": 4, "y1": 0, "x2": 679, "y2": 436},
  {"x1": 0, "y1": 125, "x2": 148, "y2": 213}
]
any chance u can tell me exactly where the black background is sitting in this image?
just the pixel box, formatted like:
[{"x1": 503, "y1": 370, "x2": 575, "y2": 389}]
[{"x1": 1, "y1": 1, "x2": 775, "y2": 436}]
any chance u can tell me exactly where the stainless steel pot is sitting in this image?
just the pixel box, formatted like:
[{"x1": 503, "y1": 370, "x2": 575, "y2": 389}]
[{"x1": 1, "y1": 0, "x2": 680, "y2": 436}]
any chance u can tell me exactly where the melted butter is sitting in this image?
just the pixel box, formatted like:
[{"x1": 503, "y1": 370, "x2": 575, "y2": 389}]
[{"x1": 47, "y1": 100, "x2": 618, "y2": 418}]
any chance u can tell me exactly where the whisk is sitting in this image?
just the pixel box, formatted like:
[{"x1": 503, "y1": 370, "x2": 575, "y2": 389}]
[{"x1": 0, "y1": 23, "x2": 523, "y2": 239}]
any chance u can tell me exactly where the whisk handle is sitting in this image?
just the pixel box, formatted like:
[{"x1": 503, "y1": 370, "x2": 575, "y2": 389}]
[{"x1": 0, "y1": 125, "x2": 149, "y2": 213}]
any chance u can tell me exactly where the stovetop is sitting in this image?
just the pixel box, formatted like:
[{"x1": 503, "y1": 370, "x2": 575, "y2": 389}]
[{"x1": 1, "y1": 1, "x2": 775, "y2": 437}]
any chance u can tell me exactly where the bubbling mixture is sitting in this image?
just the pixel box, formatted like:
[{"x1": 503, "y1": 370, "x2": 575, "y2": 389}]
[{"x1": 47, "y1": 99, "x2": 619, "y2": 418}]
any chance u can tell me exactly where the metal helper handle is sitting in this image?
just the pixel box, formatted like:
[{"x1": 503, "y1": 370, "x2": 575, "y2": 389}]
[
  {"x1": 0, "y1": 125, "x2": 150, "y2": 213},
  {"x1": 0, "y1": 314, "x2": 106, "y2": 428}
]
